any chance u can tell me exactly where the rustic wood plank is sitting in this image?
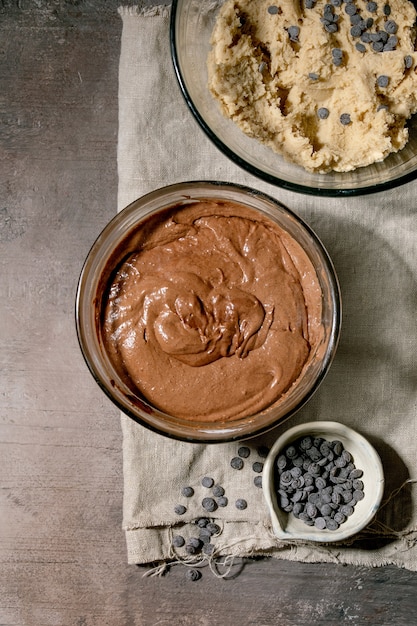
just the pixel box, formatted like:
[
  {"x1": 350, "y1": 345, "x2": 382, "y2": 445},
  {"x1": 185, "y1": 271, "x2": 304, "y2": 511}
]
[{"x1": 1, "y1": 2, "x2": 417, "y2": 625}]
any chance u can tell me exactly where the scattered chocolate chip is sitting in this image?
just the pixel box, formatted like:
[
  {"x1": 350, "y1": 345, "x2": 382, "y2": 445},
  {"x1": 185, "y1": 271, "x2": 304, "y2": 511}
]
[
  {"x1": 212, "y1": 485, "x2": 225, "y2": 497},
  {"x1": 315, "y1": 517, "x2": 327, "y2": 530},
  {"x1": 172, "y1": 535, "x2": 185, "y2": 548},
  {"x1": 202, "y1": 497, "x2": 217, "y2": 512},
  {"x1": 201, "y1": 476, "x2": 214, "y2": 488},
  {"x1": 203, "y1": 543, "x2": 215, "y2": 556},
  {"x1": 231, "y1": 456, "x2": 244, "y2": 470},
  {"x1": 235, "y1": 498, "x2": 248, "y2": 510},
  {"x1": 174, "y1": 504, "x2": 187, "y2": 515},
  {"x1": 206, "y1": 522, "x2": 220, "y2": 535},
  {"x1": 188, "y1": 537, "x2": 203, "y2": 550},
  {"x1": 254, "y1": 476, "x2": 263, "y2": 488},
  {"x1": 217, "y1": 496, "x2": 229, "y2": 507},
  {"x1": 252, "y1": 461, "x2": 264, "y2": 473},
  {"x1": 186, "y1": 568, "x2": 202, "y2": 581},
  {"x1": 340, "y1": 113, "x2": 351, "y2": 125},
  {"x1": 181, "y1": 486, "x2": 194, "y2": 498},
  {"x1": 195, "y1": 517, "x2": 209, "y2": 528},
  {"x1": 238, "y1": 446, "x2": 251, "y2": 458}
]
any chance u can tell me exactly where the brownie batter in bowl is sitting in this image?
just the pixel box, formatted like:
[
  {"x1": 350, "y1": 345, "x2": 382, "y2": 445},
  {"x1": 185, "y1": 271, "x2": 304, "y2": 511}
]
[{"x1": 76, "y1": 182, "x2": 340, "y2": 442}]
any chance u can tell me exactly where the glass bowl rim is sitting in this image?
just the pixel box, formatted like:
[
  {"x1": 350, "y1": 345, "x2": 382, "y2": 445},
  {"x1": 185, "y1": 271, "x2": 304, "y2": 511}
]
[{"x1": 75, "y1": 180, "x2": 342, "y2": 443}]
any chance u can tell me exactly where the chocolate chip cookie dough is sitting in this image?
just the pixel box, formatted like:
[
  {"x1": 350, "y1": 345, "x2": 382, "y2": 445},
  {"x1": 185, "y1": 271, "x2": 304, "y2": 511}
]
[
  {"x1": 100, "y1": 200, "x2": 324, "y2": 422},
  {"x1": 207, "y1": 0, "x2": 417, "y2": 173}
]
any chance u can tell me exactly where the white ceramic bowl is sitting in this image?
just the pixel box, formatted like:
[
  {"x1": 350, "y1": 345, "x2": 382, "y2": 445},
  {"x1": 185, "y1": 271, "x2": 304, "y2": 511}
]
[
  {"x1": 263, "y1": 421, "x2": 384, "y2": 542},
  {"x1": 171, "y1": 0, "x2": 417, "y2": 196}
]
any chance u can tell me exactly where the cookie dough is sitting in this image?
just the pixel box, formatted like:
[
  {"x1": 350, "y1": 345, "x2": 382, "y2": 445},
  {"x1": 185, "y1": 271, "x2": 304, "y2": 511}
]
[
  {"x1": 100, "y1": 200, "x2": 324, "y2": 422},
  {"x1": 207, "y1": 0, "x2": 417, "y2": 173}
]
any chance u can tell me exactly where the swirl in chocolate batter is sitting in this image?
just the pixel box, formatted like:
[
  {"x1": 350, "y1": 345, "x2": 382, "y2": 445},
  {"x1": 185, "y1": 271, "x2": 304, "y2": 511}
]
[{"x1": 101, "y1": 201, "x2": 323, "y2": 422}]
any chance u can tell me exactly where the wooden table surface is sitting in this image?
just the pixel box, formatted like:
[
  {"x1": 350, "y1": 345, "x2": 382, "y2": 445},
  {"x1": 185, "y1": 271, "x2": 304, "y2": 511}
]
[{"x1": 1, "y1": 2, "x2": 416, "y2": 624}]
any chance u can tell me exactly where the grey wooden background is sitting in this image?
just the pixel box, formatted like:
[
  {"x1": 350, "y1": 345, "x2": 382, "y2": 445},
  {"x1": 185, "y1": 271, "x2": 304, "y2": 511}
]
[{"x1": 1, "y1": 1, "x2": 417, "y2": 624}]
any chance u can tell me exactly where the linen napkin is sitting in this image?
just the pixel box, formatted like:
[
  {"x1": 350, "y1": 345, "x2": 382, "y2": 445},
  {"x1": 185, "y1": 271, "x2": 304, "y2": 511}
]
[{"x1": 118, "y1": 4, "x2": 417, "y2": 570}]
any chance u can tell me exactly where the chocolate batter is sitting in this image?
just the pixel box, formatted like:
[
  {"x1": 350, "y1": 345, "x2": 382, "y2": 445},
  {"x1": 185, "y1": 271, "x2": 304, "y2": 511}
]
[{"x1": 100, "y1": 200, "x2": 324, "y2": 422}]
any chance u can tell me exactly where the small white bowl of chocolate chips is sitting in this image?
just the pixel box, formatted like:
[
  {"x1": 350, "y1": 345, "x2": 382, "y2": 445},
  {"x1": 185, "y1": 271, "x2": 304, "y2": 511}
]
[{"x1": 263, "y1": 421, "x2": 384, "y2": 543}]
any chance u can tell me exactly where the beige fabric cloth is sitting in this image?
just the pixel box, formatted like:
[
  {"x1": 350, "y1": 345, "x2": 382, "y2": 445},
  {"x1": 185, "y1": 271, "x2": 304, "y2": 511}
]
[{"x1": 118, "y1": 5, "x2": 417, "y2": 569}]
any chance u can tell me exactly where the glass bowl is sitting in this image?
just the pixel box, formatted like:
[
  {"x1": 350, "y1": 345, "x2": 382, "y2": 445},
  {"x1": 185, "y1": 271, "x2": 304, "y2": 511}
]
[
  {"x1": 263, "y1": 421, "x2": 385, "y2": 542},
  {"x1": 170, "y1": 0, "x2": 417, "y2": 197},
  {"x1": 75, "y1": 181, "x2": 340, "y2": 443}
]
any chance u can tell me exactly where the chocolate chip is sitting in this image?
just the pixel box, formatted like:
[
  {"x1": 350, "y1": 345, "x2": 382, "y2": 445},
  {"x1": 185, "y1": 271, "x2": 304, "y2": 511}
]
[
  {"x1": 202, "y1": 497, "x2": 217, "y2": 512},
  {"x1": 383, "y1": 35, "x2": 398, "y2": 51},
  {"x1": 217, "y1": 496, "x2": 228, "y2": 507},
  {"x1": 267, "y1": 5, "x2": 281, "y2": 15},
  {"x1": 174, "y1": 504, "x2": 186, "y2": 515},
  {"x1": 315, "y1": 517, "x2": 327, "y2": 530},
  {"x1": 341, "y1": 504, "x2": 355, "y2": 517},
  {"x1": 203, "y1": 543, "x2": 215, "y2": 556},
  {"x1": 201, "y1": 476, "x2": 214, "y2": 488},
  {"x1": 185, "y1": 568, "x2": 202, "y2": 581},
  {"x1": 172, "y1": 535, "x2": 185, "y2": 548},
  {"x1": 288, "y1": 25, "x2": 300, "y2": 42},
  {"x1": 318, "y1": 107, "x2": 330, "y2": 120},
  {"x1": 326, "y1": 517, "x2": 339, "y2": 530},
  {"x1": 235, "y1": 498, "x2": 248, "y2": 510},
  {"x1": 212, "y1": 485, "x2": 225, "y2": 497},
  {"x1": 377, "y1": 75, "x2": 390, "y2": 88},
  {"x1": 254, "y1": 475, "x2": 263, "y2": 488},
  {"x1": 238, "y1": 446, "x2": 251, "y2": 458},
  {"x1": 277, "y1": 454, "x2": 287, "y2": 470},
  {"x1": 252, "y1": 461, "x2": 264, "y2": 474},
  {"x1": 231, "y1": 457, "x2": 244, "y2": 470},
  {"x1": 300, "y1": 436, "x2": 313, "y2": 450},
  {"x1": 181, "y1": 486, "x2": 194, "y2": 498},
  {"x1": 206, "y1": 522, "x2": 220, "y2": 535},
  {"x1": 195, "y1": 517, "x2": 209, "y2": 528},
  {"x1": 405, "y1": 55, "x2": 413, "y2": 69},
  {"x1": 285, "y1": 445, "x2": 297, "y2": 459},
  {"x1": 189, "y1": 536, "x2": 202, "y2": 549}
]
